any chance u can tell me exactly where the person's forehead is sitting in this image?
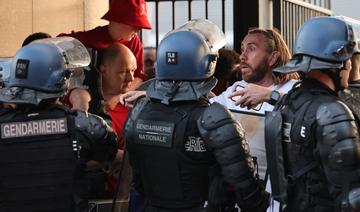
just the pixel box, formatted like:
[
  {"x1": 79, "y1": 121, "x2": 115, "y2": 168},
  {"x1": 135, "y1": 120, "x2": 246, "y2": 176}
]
[
  {"x1": 121, "y1": 58, "x2": 137, "y2": 69},
  {"x1": 242, "y1": 33, "x2": 266, "y2": 46}
]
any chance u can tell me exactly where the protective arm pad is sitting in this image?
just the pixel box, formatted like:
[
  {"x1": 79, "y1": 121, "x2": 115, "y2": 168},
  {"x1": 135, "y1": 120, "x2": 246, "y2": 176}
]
[
  {"x1": 197, "y1": 102, "x2": 269, "y2": 211},
  {"x1": 316, "y1": 101, "x2": 360, "y2": 203},
  {"x1": 75, "y1": 111, "x2": 118, "y2": 161}
]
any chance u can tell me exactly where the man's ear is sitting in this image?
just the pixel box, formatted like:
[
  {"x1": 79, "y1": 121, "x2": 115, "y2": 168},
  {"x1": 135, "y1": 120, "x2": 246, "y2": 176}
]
[{"x1": 268, "y1": 51, "x2": 279, "y2": 67}]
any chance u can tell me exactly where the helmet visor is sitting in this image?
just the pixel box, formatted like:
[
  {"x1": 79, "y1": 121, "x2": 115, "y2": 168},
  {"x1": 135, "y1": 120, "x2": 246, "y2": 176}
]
[
  {"x1": 166, "y1": 19, "x2": 226, "y2": 54},
  {"x1": 33, "y1": 37, "x2": 91, "y2": 69}
]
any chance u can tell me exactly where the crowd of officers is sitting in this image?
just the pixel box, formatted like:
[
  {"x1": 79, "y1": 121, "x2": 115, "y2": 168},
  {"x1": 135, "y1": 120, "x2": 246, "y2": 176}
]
[{"x1": 0, "y1": 8, "x2": 360, "y2": 212}]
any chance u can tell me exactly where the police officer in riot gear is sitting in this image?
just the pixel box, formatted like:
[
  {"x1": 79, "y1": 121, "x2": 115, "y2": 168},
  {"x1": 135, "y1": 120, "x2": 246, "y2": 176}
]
[
  {"x1": 265, "y1": 16, "x2": 360, "y2": 211},
  {"x1": 0, "y1": 37, "x2": 118, "y2": 212},
  {"x1": 124, "y1": 19, "x2": 269, "y2": 212},
  {"x1": 338, "y1": 16, "x2": 360, "y2": 117}
]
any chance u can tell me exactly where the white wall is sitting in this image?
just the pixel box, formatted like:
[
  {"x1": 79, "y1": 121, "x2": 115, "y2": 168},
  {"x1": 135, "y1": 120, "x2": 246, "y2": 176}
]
[{"x1": 0, "y1": 0, "x2": 108, "y2": 57}]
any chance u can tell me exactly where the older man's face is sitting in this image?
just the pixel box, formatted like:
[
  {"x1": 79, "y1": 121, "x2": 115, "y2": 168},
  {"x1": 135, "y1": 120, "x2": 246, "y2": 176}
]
[{"x1": 102, "y1": 54, "x2": 137, "y2": 94}]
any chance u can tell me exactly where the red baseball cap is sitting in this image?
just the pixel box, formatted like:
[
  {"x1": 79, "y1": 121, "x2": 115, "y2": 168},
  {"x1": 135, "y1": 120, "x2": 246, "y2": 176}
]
[{"x1": 102, "y1": 0, "x2": 152, "y2": 30}]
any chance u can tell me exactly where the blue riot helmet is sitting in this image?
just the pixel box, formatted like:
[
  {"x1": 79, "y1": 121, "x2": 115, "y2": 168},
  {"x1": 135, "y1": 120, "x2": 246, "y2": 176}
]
[
  {"x1": 156, "y1": 19, "x2": 226, "y2": 81},
  {"x1": 274, "y1": 16, "x2": 356, "y2": 74},
  {"x1": 147, "y1": 19, "x2": 226, "y2": 104},
  {"x1": 0, "y1": 37, "x2": 90, "y2": 104}
]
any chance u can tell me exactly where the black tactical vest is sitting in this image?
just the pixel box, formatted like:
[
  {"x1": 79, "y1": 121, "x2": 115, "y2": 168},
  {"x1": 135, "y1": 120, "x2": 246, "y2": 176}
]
[
  {"x1": 0, "y1": 106, "x2": 78, "y2": 212},
  {"x1": 126, "y1": 99, "x2": 216, "y2": 209},
  {"x1": 277, "y1": 82, "x2": 337, "y2": 212}
]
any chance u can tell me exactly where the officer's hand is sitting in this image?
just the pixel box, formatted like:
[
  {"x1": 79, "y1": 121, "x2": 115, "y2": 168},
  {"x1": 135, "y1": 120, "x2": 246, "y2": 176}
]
[
  {"x1": 85, "y1": 160, "x2": 108, "y2": 171},
  {"x1": 228, "y1": 84, "x2": 272, "y2": 109},
  {"x1": 119, "y1": 91, "x2": 146, "y2": 108},
  {"x1": 2, "y1": 102, "x2": 16, "y2": 109},
  {"x1": 107, "y1": 150, "x2": 124, "y2": 176},
  {"x1": 69, "y1": 88, "x2": 91, "y2": 111}
]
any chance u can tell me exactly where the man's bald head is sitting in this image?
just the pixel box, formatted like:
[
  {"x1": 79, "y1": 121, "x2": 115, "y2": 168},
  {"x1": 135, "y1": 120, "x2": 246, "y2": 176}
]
[{"x1": 101, "y1": 43, "x2": 136, "y2": 69}]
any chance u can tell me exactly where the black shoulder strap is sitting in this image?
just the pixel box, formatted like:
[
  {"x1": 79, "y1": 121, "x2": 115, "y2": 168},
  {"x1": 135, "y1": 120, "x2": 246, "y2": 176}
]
[{"x1": 265, "y1": 110, "x2": 287, "y2": 204}]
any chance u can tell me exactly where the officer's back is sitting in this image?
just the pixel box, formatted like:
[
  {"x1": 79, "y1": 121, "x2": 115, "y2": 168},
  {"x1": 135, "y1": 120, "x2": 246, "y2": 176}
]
[
  {"x1": 125, "y1": 19, "x2": 268, "y2": 212},
  {"x1": 0, "y1": 37, "x2": 118, "y2": 212}
]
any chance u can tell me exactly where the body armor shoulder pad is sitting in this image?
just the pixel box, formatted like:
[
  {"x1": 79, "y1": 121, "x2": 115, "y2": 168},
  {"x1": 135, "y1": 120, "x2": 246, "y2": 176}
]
[
  {"x1": 316, "y1": 100, "x2": 360, "y2": 169},
  {"x1": 74, "y1": 110, "x2": 115, "y2": 141},
  {"x1": 316, "y1": 100, "x2": 355, "y2": 126},
  {"x1": 198, "y1": 102, "x2": 233, "y2": 128},
  {"x1": 316, "y1": 101, "x2": 358, "y2": 146},
  {"x1": 197, "y1": 102, "x2": 246, "y2": 150}
]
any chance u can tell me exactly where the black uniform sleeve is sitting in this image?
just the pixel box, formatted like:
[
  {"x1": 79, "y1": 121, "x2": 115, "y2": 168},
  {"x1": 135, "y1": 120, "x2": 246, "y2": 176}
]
[
  {"x1": 316, "y1": 101, "x2": 360, "y2": 211},
  {"x1": 74, "y1": 111, "x2": 119, "y2": 162},
  {"x1": 197, "y1": 102, "x2": 269, "y2": 212}
]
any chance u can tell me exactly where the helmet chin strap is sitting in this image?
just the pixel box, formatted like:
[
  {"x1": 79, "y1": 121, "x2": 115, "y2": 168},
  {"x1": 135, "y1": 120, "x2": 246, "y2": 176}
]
[{"x1": 319, "y1": 69, "x2": 343, "y2": 92}]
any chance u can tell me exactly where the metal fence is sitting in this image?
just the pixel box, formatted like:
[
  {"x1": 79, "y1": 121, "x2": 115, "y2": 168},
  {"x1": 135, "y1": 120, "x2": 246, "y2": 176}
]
[
  {"x1": 301, "y1": 0, "x2": 331, "y2": 9},
  {"x1": 273, "y1": 0, "x2": 332, "y2": 52},
  {"x1": 142, "y1": 0, "x2": 332, "y2": 53},
  {"x1": 142, "y1": 0, "x2": 232, "y2": 48}
]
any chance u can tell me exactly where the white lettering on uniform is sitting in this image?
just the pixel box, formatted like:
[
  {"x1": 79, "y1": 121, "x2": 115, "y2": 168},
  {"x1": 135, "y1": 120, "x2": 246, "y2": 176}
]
[
  {"x1": 27, "y1": 122, "x2": 33, "y2": 134},
  {"x1": 59, "y1": 119, "x2": 65, "y2": 132},
  {"x1": 33, "y1": 122, "x2": 38, "y2": 134},
  {"x1": 46, "y1": 121, "x2": 51, "y2": 132},
  {"x1": 3, "y1": 124, "x2": 9, "y2": 137},
  {"x1": 283, "y1": 122, "x2": 292, "y2": 143},
  {"x1": 185, "y1": 136, "x2": 206, "y2": 152},
  {"x1": 39, "y1": 121, "x2": 46, "y2": 134},
  {"x1": 136, "y1": 123, "x2": 172, "y2": 133},
  {"x1": 300, "y1": 126, "x2": 306, "y2": 138},
  {"x1": 138, "y1": 133, "x2": 167, "y2": 143},
  {"x1": 1, "y1": 118, "x2": 68, "y2": 139}
]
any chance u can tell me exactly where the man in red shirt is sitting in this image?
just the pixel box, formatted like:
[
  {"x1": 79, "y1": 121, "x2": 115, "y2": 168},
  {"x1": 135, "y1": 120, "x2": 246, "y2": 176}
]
[
  {"x1": 101, "y1": 43, "x2": 136, "y2": 145},
  {"x1": 98, "y1": 43, "x2": 137, "y2": 197},
  {"x1": 59, "y1": 0, "x2": 152, "y2": 111}
]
